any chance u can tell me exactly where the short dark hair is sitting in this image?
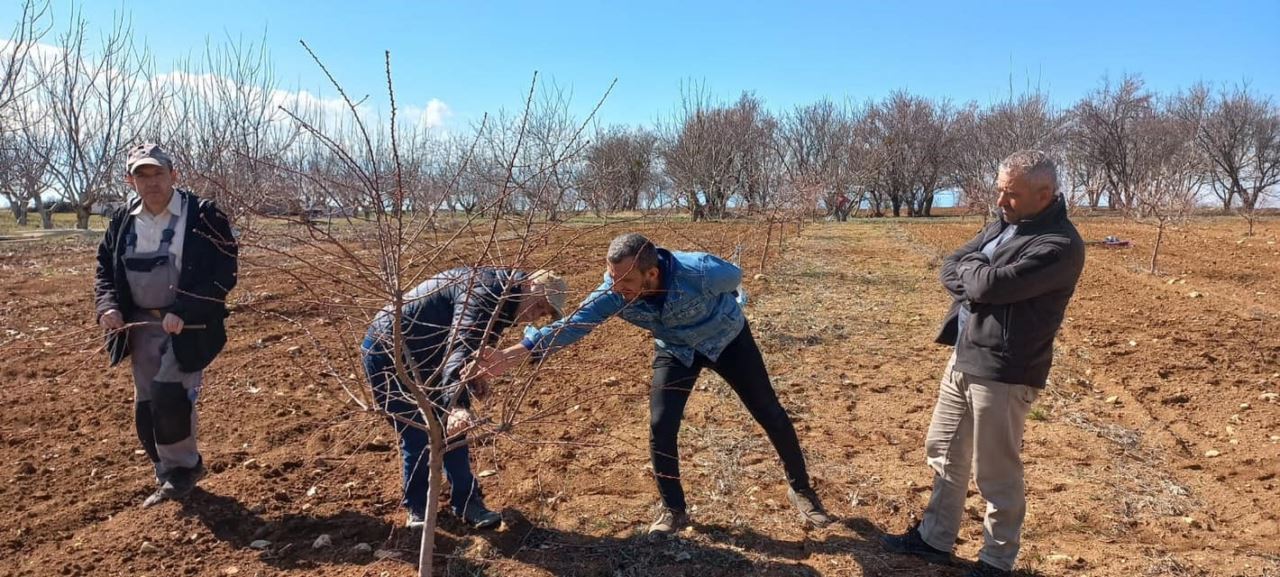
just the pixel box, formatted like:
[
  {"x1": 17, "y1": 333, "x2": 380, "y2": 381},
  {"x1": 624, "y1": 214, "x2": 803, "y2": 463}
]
[{"x1": 607, "y1": 233, "x2": 658, "y2": 271}]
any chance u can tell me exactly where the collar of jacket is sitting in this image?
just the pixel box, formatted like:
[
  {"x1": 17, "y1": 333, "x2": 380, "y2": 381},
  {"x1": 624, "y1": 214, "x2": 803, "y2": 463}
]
[{"x1": 1012, "y1": 195, "x2": 1069, "y2": 234}]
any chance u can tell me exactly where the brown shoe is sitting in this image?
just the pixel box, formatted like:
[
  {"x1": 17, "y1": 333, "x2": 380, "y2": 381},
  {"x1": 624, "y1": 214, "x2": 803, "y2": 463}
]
[
  {"x1": 787, "y1": 487, "x2": 832, "y2": 527},
  {"x1": 647, "y1": 508, "x2": 689, "y2": 536}
]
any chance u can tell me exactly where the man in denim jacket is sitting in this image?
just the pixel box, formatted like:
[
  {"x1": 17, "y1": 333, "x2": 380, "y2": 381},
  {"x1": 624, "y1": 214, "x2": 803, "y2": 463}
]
[{"x1": 470, "y1": 233, "x2": 830, "y2": 535}]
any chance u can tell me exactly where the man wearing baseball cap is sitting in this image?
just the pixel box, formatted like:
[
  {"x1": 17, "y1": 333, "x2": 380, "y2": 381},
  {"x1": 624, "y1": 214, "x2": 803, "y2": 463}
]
[
  {"x1": 94, "y1": 143, "x2": 239, "y2": 507},
  {"x1": 361, "y1": 267, "x2": 564, "y2": 530}
]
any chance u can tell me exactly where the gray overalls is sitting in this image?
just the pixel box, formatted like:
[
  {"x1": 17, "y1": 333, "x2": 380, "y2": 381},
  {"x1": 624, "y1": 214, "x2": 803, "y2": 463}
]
[{"x1": 124, "y1": 207, "x2": 202, "y2": 481}]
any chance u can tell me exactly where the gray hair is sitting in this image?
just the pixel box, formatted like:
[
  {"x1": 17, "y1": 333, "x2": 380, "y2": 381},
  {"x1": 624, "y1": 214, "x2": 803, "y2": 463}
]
[
  {"x1": 999, "y1": 150, "x2": 1059, "y2": 194},
  {"x1": 607, "y1": 233, "x2": 659, "y2": 271}
]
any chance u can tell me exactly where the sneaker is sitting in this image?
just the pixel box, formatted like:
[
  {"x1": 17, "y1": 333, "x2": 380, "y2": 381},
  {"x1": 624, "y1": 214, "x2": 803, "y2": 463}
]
[
  {"x1": 406, "y1": 510, "x2": 427, "y2": 529},
  {"x1": 646, "y1": 508, "x2": 689, "y2": 536},
  {"x1": 455, "y1": 499, "x2": 502, "y2": 530},
  {"x1": 879, "y1": 523, "x2": 954, "y2": 565},
  {"x1": 787, "y1": 487, "x2": 832, "y2": 527},
  {"x1": 967, "y1": 560, "x2": 1012, "y2": 577}
]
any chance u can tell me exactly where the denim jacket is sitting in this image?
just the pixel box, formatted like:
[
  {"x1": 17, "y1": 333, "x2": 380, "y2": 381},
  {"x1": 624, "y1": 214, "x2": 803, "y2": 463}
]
[{"x1": 521, "y1": 249, "x2": 746, "y2": 367}]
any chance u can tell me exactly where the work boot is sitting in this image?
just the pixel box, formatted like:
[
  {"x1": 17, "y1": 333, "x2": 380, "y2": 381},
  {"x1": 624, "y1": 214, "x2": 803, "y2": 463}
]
[
  {"x1": 166, "y1": 459, "x2": 206, "y2": 500},
  {"x1": 879, "y1": 523, "x2": 954, "y2": 565},
  {"x1": 142, "y1": 482, "x2": 174, "y2": 508},
  {"x1": 787, "y1": 487, "x2": 832, "y2": 527},
  {"x1": 455, "y1": 498, "x2": 502, "y2": 530},
  {"x1": 646, "y1": 507, "x2": 689, "y2": 536}
]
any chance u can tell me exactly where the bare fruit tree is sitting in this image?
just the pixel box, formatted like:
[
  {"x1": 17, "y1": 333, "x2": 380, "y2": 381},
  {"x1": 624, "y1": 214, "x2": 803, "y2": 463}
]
[
  {"x1": 1070, "y1": 74, "x2": 1157, "y2": 212},
  {"x1": 1175, "y1": 82, "x2": 1280, "y2": 235},
  {"x1": 0, "y1": 0, "x2": 51, "y2": 227},
  {"x1": 578, "y1": 125, "x2": 658, "y2": 217},
  {"x1": 952, "y1": 90, "x2": 1066, "y2": 219},
  {"x1": 1127, "y1": 101, "x2": 1204, "y2": 274},
  {"x1": 29, "y1": 11, "x2": 156, "y2": 229}
]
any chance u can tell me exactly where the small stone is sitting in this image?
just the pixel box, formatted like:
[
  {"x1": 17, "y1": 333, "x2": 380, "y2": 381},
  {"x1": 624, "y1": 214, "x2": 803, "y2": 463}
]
[
  {"x1": 753, "y1": 274, "x2": 768, "y2": 282},
  {"x1": 374, "y1": 549, "x2": 400, "y2": 560},
  {"x1": 1182, "y1": 516, "x2": 1201, "y2": 528},
  {"x1": 287, "y1": 345, "x2": 302, "y2": 355},
  {"x1": 1269, "y1": 435, "x2": 1280, "y2": 442},
  {"x1": 306, "y1": 486, "x2": 318, "y2": 497},
  {"x1": 674, "y1": 551, "x2": 692, "y2": 562},
  {"x1": 1240, "y1": 403, "x2": 1251, "y2": 410},
  {"x1": 139, "y1": 541, "x2": 160, "y2": 554},
  {"x1": 602, "y1": 376, "x2": 619, "y2": 385},
  {"x1": 1259, "y1": 392, "x2": 1278, "y2": 402},
  {"x1": 1128, "y1": 340, "x2": 1137, "y2": 347},
  {"x1": 249, "y1": 539, "x2": 271, "y2": 550},
  {"x1": 1187, "y1": 291, "x2": 1202, "y2": 298},
  {"x1": 1204, "y1": 450, "x2": 1221, "y2": 458},
  {"x1": 477, "y1": 469, "x2": 497, "y2": 478},
  {"x1": 353, "y1": 542, "x2": 373, "y2": 554},
  {"x1": 1105, "y1": 396, "x2": 1119, "y2": 405},
  {"x1": 312, "y1": 534, "x2": 332, "y2": 549},
  {"x1": 242, "y1": 459, "x2": 260, "y2": 469},
  {"x1": 15, "y1": 462, "x2": 35, "y2": 476},
  {"x1": 222, "y1": 567, "x2": 240, "y2": 576}
]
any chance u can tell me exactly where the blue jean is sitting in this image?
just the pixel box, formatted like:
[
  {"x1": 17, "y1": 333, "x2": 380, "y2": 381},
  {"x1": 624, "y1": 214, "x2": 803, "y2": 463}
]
[{"x1": 362, "y1": 335, "x2": 481, "y2": 515}]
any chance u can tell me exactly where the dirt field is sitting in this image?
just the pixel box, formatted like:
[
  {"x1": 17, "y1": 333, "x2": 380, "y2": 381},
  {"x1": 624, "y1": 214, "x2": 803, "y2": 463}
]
[{"x1": 1, "y1": 215, "x2": 1277, "y2": 577}]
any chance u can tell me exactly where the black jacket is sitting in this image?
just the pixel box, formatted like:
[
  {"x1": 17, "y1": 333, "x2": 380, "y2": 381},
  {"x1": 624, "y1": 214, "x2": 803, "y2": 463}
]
[
  {"x1": 95, "y1": 189, "x2": 239, "y2": 372},
  {"x1": 936, "y1": 196, "x2": 1085, "y2": 387},
  {"x1": 365, "y1": 267, "x2": 525, "y2": 409}
]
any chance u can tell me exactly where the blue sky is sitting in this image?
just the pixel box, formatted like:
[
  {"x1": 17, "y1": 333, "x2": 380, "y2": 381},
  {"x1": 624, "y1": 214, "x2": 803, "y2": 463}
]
[{"x1": 4, "y1": 0, "x2": 1279, "y2": 129}]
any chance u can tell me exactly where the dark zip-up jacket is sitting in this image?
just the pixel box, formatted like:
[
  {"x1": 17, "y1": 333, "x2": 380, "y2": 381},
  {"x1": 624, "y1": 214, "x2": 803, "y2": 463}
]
[
  {"x1": 364, "y1": 267, "x2": 525, "y2": 410},
  {"x1": 936, "y1": 196, "x2": 1085, "y2": 387},
  {"x1": 94, "y1": 189, "x2": 239, "y2": 372}
]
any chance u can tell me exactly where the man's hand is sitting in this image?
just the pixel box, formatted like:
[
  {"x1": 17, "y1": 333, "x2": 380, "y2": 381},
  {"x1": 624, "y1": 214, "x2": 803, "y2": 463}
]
[
  {"x1": 99, "y1": 309, "x2": 124, "y2": 331},
  {"x1": 162, "y1": 313, "x2": 185, "y2": 335},
  {"x1": 446, "y1": 408, "x2": 477, "y2": 437}
]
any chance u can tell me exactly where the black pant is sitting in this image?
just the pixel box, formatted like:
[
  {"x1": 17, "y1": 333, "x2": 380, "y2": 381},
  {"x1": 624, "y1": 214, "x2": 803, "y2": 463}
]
[{"x1": 649, "y1": 321, "x2": 811, "y2": 513}]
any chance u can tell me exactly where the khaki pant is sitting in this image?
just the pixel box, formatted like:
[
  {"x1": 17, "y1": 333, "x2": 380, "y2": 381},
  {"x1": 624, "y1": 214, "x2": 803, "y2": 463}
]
[{"x1": 919, "y1": 354, "x2": 1040, "y2": 571}]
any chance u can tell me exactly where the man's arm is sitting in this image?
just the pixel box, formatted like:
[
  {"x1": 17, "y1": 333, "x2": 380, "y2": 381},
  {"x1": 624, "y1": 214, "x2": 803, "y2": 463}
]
[
  {"x1": 95, "y1": 212, "x2": 123, "y2": 321},
  {"x1": 472, "y1": 279, "x2": 623, "y2": 379},
  {"x1": 171, "y1": 202, "x2": 239, "y2": 322},
  {"x1": 940, "y1": 227, "x2": 989, "y2": 300},
  {"x1": 439, "y1": 286, "x2": 500, "y2": 410},
  {"x1": 955, "y1": 236, "x2": 1084, "y2": 305}
]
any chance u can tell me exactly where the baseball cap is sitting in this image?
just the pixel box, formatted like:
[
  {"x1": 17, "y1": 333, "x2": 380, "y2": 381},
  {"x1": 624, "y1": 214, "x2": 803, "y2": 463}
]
[{"x1": 126, "y1": 143, "x2": 174, "y2": 174}]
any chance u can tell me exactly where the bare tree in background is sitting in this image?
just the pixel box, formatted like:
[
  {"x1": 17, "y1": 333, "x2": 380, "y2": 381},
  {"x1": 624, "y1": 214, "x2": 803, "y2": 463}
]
[
  {"x1": 0, "y1": 0, "x2": 51, "y2": 226},
  {"x1": 578, "y1": 125, "x2": 657, "y2": 216},
  {"x1": 953, "y1": 90, "x2": 1065, "y2": 219},
  {"x1": 661, "y1": 86, "x2": 774, "y2": 220},
  {"x1": 1175, "y1": 82, "x2": 1280, "y2": 234},
  {"x1": 1071, "y1": 74, "x2": 1157, "y2": 212},
  {"x1": 0, "y1": 126, "x2": 53, "y2": 227},
  {"x1": 30, "y1": 11, "x2": 156, "y2": 229},
  {"x1": 775, "y1": 98, "x2": 852, "y2": 219},
  {"x1": 911, "y1": 99, "x2": 960, "y2": 217},
  {"x1": 1127, "y1": 100, "x2": 1204, "y2": 274}
]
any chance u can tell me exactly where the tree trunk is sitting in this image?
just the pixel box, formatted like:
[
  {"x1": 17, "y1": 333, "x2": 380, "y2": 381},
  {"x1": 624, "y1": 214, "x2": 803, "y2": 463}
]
[
  {"x1": 416, "y1": 415, "x2": 445, "y2": 577},
  {"x1": 10, "y1": 203, "x2": 27, "y2": 226},
  {"x1": 75, "y1": 205, "x2": 92, "y2": 230},
  {"x1": 1150, "y1": 221, "x2": 1165, "y2": 275},
  {"x1": 923, "y1": 194, "x2": 934, "y2": 217},
  {"x1": 35, "y1": 197, "x2": 52, "y2": 229}
]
